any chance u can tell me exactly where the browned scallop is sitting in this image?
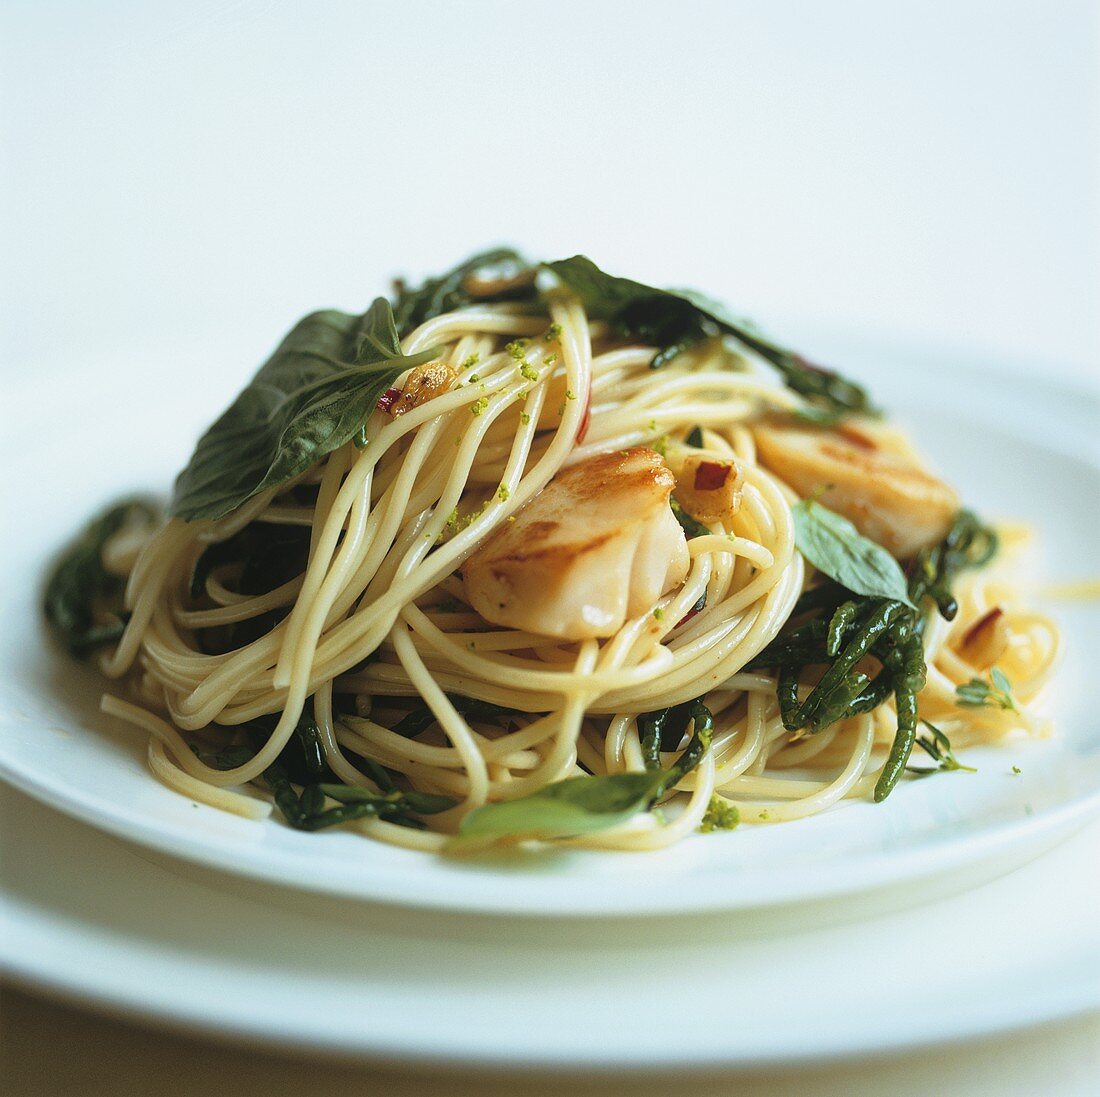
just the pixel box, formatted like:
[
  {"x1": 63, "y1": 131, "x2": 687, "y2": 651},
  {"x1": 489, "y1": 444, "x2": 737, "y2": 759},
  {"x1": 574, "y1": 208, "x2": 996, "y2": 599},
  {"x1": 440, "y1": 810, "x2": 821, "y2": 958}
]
[
  {"x1": 463, "y1": 447, "x2": 690, "y2": 640},
  {"x1": 754, "y1": 420, "x2": 959, "y2": 558}
]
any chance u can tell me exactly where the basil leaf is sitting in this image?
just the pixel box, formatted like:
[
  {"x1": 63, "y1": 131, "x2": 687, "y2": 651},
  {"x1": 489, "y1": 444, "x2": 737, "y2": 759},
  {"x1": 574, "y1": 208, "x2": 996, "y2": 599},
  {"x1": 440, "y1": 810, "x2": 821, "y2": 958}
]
[
  {"x1": 455, "y1": 701, "x2": 713, "y2": 845},
  {"x1": 793, "y1": 499, "x2": 915, "y2": 608},
  {"x1": 545, "y1": 255, "x2": 873, "y2": 420},
  {"x1": 392, "y1": 248, "x2": 537, "y2": 337},
  {"x1": 171, "y1": 299, "x2": 437, "y2": 521},
  {"x1": 190, "y1": 521, "x2": 311, "y2": 599},
  {"x1": 44, "y1": 498, "x2": 159, "y2": 656},
  {"x1": 457, "y1": 771, "x2": 666, "y2": 842},
  {"x1": 670, "y1": 497, "x2": 711, "y2": 539},
  {"x1": 317, "y1": 784, "x2": 457, "y2": 815}
]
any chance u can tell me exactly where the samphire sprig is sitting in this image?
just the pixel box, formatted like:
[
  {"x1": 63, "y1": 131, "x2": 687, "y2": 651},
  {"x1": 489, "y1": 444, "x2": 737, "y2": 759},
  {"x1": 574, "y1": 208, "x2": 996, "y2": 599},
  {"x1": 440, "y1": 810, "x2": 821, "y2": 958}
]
[{"x1": 747, "y1": 511, "x2": 998, "y2": 801}]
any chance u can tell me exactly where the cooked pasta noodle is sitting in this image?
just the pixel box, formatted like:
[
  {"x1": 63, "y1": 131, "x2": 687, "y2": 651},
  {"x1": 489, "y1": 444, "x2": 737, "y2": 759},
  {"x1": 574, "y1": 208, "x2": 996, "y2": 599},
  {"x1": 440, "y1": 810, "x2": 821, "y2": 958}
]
[{"x1": 49, "y1": 255, "x2": 1060, "y2": 851}]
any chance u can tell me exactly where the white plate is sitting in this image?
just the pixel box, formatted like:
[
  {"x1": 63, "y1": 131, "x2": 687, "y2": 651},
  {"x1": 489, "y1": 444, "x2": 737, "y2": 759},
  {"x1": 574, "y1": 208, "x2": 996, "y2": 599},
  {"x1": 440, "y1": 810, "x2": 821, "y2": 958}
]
[
  {"x1": 1, "y1": 338, "x2": 1098, "y2": 916},
  {"x1": 3, "y1": 783, "x2": 1098, "y2": 1068}
]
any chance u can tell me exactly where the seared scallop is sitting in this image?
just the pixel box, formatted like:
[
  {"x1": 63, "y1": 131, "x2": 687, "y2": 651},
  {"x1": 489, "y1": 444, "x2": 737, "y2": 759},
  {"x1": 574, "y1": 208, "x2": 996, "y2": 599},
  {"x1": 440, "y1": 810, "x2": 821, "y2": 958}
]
[
  {"x1": 463, "y1": 447, "x2": 690, "y2": 640},
  {"x1": 754, "y1": 420, "x2": 959, "y2": 558}
]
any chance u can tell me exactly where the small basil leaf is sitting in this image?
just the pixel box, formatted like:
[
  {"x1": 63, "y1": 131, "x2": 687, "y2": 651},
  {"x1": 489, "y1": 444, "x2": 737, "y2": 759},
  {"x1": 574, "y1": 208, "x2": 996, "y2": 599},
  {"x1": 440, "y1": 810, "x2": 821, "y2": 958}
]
[
  {"x1": 44, "y1": 498, "x2": 159, "y2": 656},
  {"x1": 793, "y1": 499, "x2": 915, "y2": 608},
  {"x1": 171, "y1": 298, "x2": 437, "y2": 521}
]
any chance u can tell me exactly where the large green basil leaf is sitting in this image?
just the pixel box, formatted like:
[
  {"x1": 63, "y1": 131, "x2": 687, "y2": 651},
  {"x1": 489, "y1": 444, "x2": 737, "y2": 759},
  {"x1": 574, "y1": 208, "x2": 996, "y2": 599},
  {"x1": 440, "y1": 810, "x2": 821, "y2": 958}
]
[
  {"x1": 44, "y1": 498, "x2": 159, "y2": 655},
  {"x1": 546, "y1": 255, "x2": 872, "y2": 419},
  {"x1": 392, "y1": 247, "x2": 537, "y2": 337},
  {"x1": 456, "y1": 771, "x2": 666, "y2": 843},
  {"x1": 793, "y1": 499, "x2": 914, "y2": 607},
  {"x1": 171, "y1": 298, "x2": 437, "y2": 521},
  {"x1": 454, "y1": 702, "x2": 713, "y2": 845}
]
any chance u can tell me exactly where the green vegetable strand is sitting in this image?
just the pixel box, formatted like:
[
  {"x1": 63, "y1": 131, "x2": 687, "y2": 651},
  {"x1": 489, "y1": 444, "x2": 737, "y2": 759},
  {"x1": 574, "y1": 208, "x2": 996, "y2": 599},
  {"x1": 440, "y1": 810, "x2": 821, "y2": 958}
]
[
  {"x1": 44, "y1": 498, "x2": 158, "y2": 656},
  {"x1": 638, "y1": 708, "x2": 670, "y2": 771},
  {"x1": 750, "y1": 510, "x2": 997, "y2": 802},
  {"x1": 793, "y1": 600, "x2": 906, "y2": 729},
  {"x1": 826, "y1": 600, "x2": 860, "y2": 657},
  {"x1": 777, "y1": 665, "x2": 803, "y2": 731}
]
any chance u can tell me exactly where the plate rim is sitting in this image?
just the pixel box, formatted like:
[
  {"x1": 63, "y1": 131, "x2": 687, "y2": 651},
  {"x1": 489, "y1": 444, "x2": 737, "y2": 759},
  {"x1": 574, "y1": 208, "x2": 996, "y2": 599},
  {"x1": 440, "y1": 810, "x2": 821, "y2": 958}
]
[
  {"x1": 2, "y1": 742, "x2": 1100, "y2": 916},
  {"x1": 3, "y1": 794, "x2": 1099, "y2": 1069}
]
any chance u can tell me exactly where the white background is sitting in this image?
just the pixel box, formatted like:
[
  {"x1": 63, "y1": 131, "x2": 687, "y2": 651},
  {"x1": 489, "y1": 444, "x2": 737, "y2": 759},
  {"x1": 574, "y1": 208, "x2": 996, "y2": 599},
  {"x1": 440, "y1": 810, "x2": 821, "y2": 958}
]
[
  {"x1": 2, "y1": 0, "x2": 1098, "y2": 387},
  {"x1": 1, "y1": 1, "x2": 1098, "y2": 1094}
]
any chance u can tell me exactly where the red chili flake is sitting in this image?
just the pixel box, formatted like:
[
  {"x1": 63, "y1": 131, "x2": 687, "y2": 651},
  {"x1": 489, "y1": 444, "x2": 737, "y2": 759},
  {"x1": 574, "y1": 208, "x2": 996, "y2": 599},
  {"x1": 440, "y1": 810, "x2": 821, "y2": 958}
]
[
  {"x1": 675, "y1": 592, "x2": 708, "y2": 629},
  {"x1": 693, "y1": 461, "x2": 731, "y2": 492},
  {"x1": 575, "y1": 384, "x2": 592, "y2": 443},
  {"x1": 376, "y1": 387, "x2": 402, "y2": 414},
  {"x1": 576, "y1": 400, "x2": 592, "y2": 443}
]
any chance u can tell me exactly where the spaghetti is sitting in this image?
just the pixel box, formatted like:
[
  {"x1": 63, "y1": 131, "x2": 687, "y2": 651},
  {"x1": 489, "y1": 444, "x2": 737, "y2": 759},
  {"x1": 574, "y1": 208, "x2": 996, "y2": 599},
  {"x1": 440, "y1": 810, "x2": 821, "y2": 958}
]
[{"x1": 48, "y1": 253, "x2": 1059, "y2": 852}]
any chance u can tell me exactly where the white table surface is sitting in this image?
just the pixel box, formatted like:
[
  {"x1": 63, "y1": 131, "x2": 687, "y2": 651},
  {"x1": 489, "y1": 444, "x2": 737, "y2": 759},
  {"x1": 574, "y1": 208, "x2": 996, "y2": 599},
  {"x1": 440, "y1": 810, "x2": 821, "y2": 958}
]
[
  {"x1": 1, "y1": 1, "x2": 1097, "y2": 1091},
  {"x1": 1, "y1": 992, "x2": 1099, "y2": 1097},
  {"x1": 3, "y1": 812, "x2": 1099, "y2": 1097}
]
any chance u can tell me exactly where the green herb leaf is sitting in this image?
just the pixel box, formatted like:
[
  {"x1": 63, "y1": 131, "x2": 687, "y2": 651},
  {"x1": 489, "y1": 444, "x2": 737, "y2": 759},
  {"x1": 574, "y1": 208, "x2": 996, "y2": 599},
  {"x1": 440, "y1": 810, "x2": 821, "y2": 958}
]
[
  {"x1": 792, "y1": 499, "x2": 915, "y2": 607},
  {"x1": 317, "y1": 783, "x2": 456, "y2": 814},
  {"x1": 392, "y1": 248, "x2": 537, "y2": 337},
  {"x1": 44, "y1": 498, "x2": 159, "y2": 656},
  {"x1": 171, "y1": 299, "x2": 437, "y2": 521},
  {"x1": 956, "y1": 667, "x2": 1019, "y2": 713},
  {"x1": 670, "y1": 497, "x2": 711, "y2": 540},
  {"x1": 388, "y1": 694, "x2": 529, "y2": 739},
  {"x1": 454, "y1": 701, "x2": 713, "y2": 845},
  {"x1": 906, "y1": 720, "x2": 977, "y2": 775},
  {"x1": 455, "y1": 771, "x2": 667, "y2": 842},
  {"x1": 545, "y1": 255, "x2": 873, "y2": 420},
  {"x1": 188, "y1": 521, "x2": 312, "y2": 651}
]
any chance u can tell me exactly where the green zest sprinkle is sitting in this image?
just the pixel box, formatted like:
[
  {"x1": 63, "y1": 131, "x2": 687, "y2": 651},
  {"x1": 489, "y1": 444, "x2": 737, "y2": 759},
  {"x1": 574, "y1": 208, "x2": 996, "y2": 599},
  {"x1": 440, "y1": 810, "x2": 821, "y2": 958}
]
[
  {"x1": 497, "y1": 485, "x2": 510, "y2": 502},
  {"x1": 544, "y1": 322, "x2": 562, "y2": 341},
  {"x1": 700, "y1": 795, "x2": 740, "y2": 832},
  {"x1": 520, "y1": 411, "x2": 531, "y2": 425},
  {"x1": 461, "y1": 353, "x2": 480, "y2": 370},
  {"x1": 470, "y1": 397, "x2": 489, "y2": 416}
]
